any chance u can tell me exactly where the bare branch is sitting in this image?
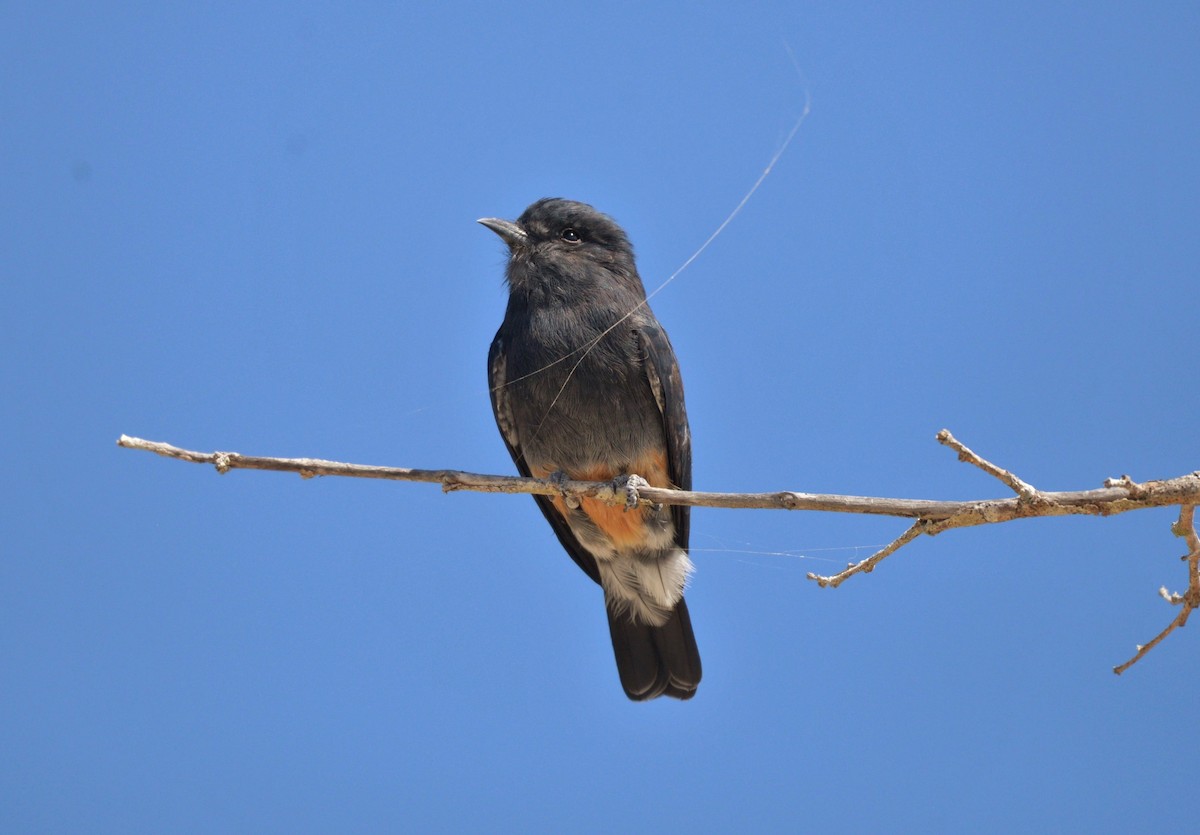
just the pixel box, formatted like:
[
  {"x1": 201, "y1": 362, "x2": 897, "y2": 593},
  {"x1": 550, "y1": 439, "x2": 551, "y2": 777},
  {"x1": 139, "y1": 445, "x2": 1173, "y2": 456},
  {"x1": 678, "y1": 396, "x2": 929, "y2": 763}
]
[
  {"x1": 117, "y1": 434, "x2": 1200, "y2": 519},
  {"x1": 117, "y1": 432, "x2": 1200, "y2": 672},
  {"x1": 117, "y1": 435, "x2": 577, "y2": 496}
]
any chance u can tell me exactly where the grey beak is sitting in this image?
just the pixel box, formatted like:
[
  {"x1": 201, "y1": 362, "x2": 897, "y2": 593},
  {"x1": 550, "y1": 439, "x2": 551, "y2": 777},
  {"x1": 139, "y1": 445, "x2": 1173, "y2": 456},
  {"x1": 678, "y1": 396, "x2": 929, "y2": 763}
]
[{"x1": 477, "y1": 217, "x2": 528, "y2": 250}]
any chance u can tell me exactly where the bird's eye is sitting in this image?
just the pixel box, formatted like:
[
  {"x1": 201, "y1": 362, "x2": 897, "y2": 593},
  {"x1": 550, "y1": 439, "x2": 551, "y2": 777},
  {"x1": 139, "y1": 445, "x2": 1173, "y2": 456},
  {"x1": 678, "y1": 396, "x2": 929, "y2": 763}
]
[{"x1": 560, "y1": 227, "x2": 581, "y2": 243}]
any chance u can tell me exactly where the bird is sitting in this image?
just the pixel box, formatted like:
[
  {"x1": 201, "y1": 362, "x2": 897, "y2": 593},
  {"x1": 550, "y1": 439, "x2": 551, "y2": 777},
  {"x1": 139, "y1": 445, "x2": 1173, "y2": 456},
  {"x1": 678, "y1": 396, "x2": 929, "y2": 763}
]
[{"x1": 480, "y1": 198, "x2": 701, "y2": 701}]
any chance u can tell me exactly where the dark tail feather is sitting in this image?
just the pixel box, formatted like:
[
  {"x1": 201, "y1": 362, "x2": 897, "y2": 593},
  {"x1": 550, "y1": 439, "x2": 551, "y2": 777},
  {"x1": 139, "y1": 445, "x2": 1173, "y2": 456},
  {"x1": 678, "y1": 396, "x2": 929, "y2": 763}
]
[{"x1": 606, "y1": 598, "x2": 702, "y2": 701}]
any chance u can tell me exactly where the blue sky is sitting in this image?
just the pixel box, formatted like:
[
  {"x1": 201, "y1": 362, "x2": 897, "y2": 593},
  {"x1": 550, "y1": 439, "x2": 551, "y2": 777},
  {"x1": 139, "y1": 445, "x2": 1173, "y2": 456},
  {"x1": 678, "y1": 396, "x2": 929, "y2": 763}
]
[{"x1": 4, "y1": 2, "x2": 1198, "y2": 831}]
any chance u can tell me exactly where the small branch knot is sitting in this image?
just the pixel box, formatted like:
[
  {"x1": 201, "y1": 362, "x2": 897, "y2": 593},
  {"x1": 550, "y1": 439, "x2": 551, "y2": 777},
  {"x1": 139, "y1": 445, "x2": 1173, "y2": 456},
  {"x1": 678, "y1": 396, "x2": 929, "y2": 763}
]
[
  {"x1": 1158, "y1": 586, "x2": 1184, "y2": 606},
  {"x1": 1105, "y1": 474, "x2": 1149, "y2": 499},
  {"x1": 1186, "y1": 587, "x2": 1200, "y2": 610}
]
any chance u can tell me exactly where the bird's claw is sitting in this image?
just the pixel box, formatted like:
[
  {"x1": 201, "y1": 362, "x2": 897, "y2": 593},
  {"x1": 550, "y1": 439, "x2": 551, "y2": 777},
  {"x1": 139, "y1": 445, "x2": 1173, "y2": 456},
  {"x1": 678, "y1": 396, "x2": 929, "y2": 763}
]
[
  {"x1": 614, "y1": 474, "x2": 655, "y2": 512},
  {"x1": 549, "y1": 470, "x2": 580, "y2": 509}
]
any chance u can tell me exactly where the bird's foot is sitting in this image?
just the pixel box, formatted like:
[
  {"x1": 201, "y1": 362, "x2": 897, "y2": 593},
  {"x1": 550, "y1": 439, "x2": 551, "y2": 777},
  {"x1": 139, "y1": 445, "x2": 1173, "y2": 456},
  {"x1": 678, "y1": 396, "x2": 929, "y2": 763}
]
[
  {"x1": 613, "y1": 474, "x2": 657, "y2": 512},
  {"x1": 549, "y1": 470, "x2": 581, "y2": 509}
]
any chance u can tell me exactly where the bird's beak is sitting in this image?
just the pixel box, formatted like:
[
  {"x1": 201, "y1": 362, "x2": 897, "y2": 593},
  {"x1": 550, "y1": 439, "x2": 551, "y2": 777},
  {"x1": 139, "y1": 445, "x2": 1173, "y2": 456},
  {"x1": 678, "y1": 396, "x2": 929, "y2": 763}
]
[{"x1": 477, "y1": 217, "x2": 528, "y2": 250}]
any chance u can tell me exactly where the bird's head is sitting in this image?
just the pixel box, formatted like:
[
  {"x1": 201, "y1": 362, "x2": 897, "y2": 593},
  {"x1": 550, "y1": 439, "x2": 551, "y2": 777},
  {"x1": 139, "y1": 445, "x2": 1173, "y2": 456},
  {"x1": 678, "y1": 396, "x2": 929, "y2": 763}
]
[{"x1": 479, "y1": 198, "x2": 644, "y2": 300}]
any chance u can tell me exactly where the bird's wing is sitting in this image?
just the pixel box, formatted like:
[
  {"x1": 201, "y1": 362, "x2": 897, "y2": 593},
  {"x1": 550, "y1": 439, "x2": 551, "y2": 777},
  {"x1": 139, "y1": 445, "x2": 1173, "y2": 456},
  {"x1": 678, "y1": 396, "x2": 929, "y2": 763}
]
[{"x1": 635, "y1": 320, "x2": 692, "y2": 550}]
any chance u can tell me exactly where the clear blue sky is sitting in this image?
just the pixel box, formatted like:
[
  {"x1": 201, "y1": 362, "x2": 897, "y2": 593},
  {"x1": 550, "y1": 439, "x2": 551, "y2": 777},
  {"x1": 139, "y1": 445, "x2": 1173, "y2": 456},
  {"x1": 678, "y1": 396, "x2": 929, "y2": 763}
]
[{"x1": 4, "y1": 2, "x2": 1198, "y2": 832}]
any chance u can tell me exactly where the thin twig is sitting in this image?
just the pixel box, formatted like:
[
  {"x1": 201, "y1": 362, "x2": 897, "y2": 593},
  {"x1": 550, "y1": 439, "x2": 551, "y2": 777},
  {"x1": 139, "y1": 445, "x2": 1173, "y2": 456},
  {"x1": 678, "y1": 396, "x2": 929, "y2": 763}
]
[
  {"x1": 936, "y1": 429, "x2": 1039, "y2": 501},
  {"x1": 1114, "y1": 505, "x2": 1200, "y2": 674},
  {"x1": 807, "y1": 520, "x2": 945, "y2": 588}
]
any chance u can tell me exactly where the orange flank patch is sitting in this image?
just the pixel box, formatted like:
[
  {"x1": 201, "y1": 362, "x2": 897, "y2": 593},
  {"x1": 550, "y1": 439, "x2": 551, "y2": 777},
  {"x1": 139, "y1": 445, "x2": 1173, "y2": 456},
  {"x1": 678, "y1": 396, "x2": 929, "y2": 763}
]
[{"x1": 532, "y1": 450, "x2": 671, "y2": 548}]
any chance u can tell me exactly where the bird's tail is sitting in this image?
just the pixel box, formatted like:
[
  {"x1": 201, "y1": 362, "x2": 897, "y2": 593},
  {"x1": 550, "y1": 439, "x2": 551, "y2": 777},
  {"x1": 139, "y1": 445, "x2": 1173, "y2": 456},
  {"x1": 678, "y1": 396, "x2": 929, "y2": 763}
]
[{"x1": 606, "y1": 598, "x2": 702, "y2": 701}]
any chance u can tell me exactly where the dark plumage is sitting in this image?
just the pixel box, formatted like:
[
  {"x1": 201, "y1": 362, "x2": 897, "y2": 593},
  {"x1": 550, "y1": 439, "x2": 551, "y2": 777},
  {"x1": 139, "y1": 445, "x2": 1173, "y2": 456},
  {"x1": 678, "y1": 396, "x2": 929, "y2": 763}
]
[{"x1": 481, "y1": 198, "x2": 701, "y2": 700}]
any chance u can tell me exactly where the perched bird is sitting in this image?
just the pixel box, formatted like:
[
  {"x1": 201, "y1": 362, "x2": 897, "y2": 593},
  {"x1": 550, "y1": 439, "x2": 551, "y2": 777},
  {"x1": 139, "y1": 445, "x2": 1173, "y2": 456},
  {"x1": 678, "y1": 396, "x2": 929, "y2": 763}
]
[{"x1": 480, "y1": 198, "x2": 701, "y2": 701}]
